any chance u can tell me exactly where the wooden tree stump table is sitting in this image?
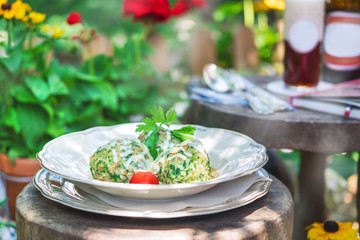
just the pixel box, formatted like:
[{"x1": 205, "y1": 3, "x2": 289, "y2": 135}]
[
  {"x1": 184, "y1": 76, "x2": 360, "y2": 240},
  {"x1": 16, "y1": 176, "x2": 293, "y2": 240}
]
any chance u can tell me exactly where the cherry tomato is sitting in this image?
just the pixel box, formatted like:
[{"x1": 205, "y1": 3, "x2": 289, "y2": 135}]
[{"x1": 129, "y1": 171, "x2": 159, "y2": 184}]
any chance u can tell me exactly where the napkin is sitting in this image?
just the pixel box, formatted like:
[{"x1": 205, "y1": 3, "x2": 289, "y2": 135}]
[
  {"x1": 188, "y1": 76, "x2": 294, "y2": 113},
  {"x1": 76, "y1": 173, "x2": 272, "y2": 212},
  {"x1": 189, "y1": 87, "x2": 248, "y2": 106}
]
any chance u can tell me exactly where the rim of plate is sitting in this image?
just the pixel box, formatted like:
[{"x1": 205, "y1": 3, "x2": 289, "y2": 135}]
[
  {"x1": 33, "y1": 168, "x2": 272, "y2": 218},
  {"x1": 37, "y1": 123, "x2": 268, "y2": 190}
]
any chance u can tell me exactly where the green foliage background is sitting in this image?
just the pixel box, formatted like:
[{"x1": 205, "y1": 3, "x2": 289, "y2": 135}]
[{"x1": 0, "y1": 0, "x2": 180, "y2": 159}]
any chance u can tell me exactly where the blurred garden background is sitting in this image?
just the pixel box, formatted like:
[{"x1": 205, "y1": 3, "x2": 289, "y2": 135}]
[
  {"x1": 0, "y1": 0, "x2": 358, "y2": 238},
  {"x1": 0, "y1": 0, "x2": 288, "y2": 163}
]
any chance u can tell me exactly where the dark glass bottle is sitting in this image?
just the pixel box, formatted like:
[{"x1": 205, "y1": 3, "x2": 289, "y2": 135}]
[{"x1": 322, "y1": 0, "x2": 360, "y2": 83}]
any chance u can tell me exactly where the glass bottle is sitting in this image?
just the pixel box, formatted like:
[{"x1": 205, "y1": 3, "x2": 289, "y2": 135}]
[{"x1": 322, "y1": 0, "x2": 360, "y2": 83}]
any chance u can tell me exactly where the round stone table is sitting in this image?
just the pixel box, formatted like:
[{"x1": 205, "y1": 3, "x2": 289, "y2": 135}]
[
  {"x1": 16, "y1": 176, "x2": 293, "y2": 240},
  {"x1": 184, "y1": 76, "x2": 360, "y2": 240}
]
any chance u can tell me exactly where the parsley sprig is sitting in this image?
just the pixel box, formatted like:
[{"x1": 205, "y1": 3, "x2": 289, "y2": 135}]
[{"x1": 135, "y1": 106, "x2": 196, "y2": 159}]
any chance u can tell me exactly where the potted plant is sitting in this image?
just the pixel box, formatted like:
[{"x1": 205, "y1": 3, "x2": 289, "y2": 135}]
[
  {"x1": 0, "y1": 2, "x2": 180, "y2": 219},
  {"x1": 0, "y1": 0, "x2": 66, "y2": 219}
]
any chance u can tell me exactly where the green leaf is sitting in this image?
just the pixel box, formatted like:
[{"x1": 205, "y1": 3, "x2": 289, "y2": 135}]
[
  {"x1": 149, "y1": 105, "x2": 165, "y2": 123},
  {"x1": 329, "y1": 153, "x2": 357, "y2": 179},
  {"x1": 1, "y1": 51, "x2": 22, "y2": 73},
  {"x1": 136, "y1": 106, "x2": 188, "y2": 158},
  {"x1": 0, "y1": 58, "x2": 12, "y2": 76},
  {"x1": 55, "y1": 64, "x2": 76, "y2": 81},
  {"x1": 69, "y1": 81, "x2": 118, "y2": 110},
  {"x1": 115, "y1": 85, "x2": 128, "y2": 99},
  {"x1": 0, "y1": 220, "x2": 16, "y2": 228},
  {"x1": 92, "y1": 54, "x2": 111, "y2": 76},
  {"x1": 165, "y1": 108, "x2": 176, "y2": 127},
  {"x1": 8, "y1": 147, "x2": 29, "y2": 162},
  {"x1": 8, "y1": 148, "x2": 19, "y2": 163},
  {"x1": 25, "y1": 75, "x2": 50, "y2": 101},
  {"x1": 40, "y1": 102, "x2": 54, "y2": 119},
  {"x1": 48, "y1": 73, "x2": 69, "y2": 95},
  {"x1": 3, "y1": 108, "x2": 20, "y2": 133},
  {"x1": 10, "y1": 85, "x2": 37, "y2": 103},
  {"x1": 11, "y1": 34, "x2": 27, "y2": 53},
  {"x1": 144, "y1": 130, "x2": 159, "y2": 159},
  {"x1": 213, "y1": 2, "x2": 243, "y2": 23},
  {"x1": 135, "y1": 117, "x2": 158, "y2": 133},
  {"x1": 352, "y1": 152, "x2": 359, "y2": 162},
  {"x1": 172, "y1": 126, "x2": 196, "y2": 141},
  {"x1": 16, "y1": 103, "x2": 49, "y2": 150},
  {"x1": 46, "y1": 120, "x2": 66, "y2": 138},
  {"x1": 75, "y1": 71, "x2": 102, "y2": 82},
  {"x1": 0, "y1": 131, "x2": 10, "y2": 139},
  {"x1": 173, "y1": 126, "x2": 196, "y2": 135},
  {"x1": 96, "y1": 82, "x2": 118, "y2": 109},
  {"x1": 172, "y1": 131, "x2": 194, "y2": 141},
  {"x1": 119, "y1": 78, "x2": 149, "y2": 99},
  {"x1": 168, "y1": 0, "x2": 177, "y2": 8}
]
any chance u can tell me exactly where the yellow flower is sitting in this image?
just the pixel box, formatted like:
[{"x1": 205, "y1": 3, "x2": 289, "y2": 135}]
[
  {"x1": 40, "y1": 24, "x2": 51, "y2": 32},
  {"x1": 28, "y1": 11, "x2": 46, "y2": 24},
  {"x1": 0, "y1": 0, "x2": 31, "y2": 20},
  {"x1": 0, "y1": 1, "x2": 14, "y2": 19},
  {"x1": 51, "y1": 26, "x2": 64, "y2": 39},
  {"x1": 253, "y1": 2, "x2": 270, "y2": 12},
  {"x1": 264, "y1": 0, "x2": 286, "y2": 11},
  {"x1": 41, "y1": 24, "x2": 65, "y2": 39},
  {"x1": 12, "y1": 0, "x2": 31, "y2": 19},
  {"x1": 306, "y1": 221, "x2": 358, "y2": 240}
]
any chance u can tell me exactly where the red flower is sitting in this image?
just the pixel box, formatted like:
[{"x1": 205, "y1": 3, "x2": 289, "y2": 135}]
[
  {"x1": 123, "y1": 0, "x2": 206, "y2": 23},
  {"x1": 67, "y1": 11, "x2": 82, "y2": 25},
  {"x1": 171, "y1": 0, "x2": 206, "y2": 16}
]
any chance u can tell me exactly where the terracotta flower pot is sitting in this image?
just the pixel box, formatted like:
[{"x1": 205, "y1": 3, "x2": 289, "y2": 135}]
[{"x1": 0, "y1": 153, "x2": 41, "y2": 220}]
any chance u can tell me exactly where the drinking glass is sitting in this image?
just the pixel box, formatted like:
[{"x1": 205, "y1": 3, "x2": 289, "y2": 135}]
[{"x1": 284, "y1": 0, "x2": 325, "y2": 91}]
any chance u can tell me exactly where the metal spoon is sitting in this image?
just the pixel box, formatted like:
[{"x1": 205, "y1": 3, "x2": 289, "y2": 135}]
[
  {"x1": 202, "y1": 64, "x2": 273, "y2": 114},
  {"x1": 202, "y1": 64, "x2": 293, "y2": 114}
]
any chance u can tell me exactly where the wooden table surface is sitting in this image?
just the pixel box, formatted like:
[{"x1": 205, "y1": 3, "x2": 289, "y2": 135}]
[
  {"x1": 185, "y1": 77, "x2": 360, "y2": 153},
  {"x1": 16, "y1": 177, "x2": 293, "y2": 240},
  {"x1": 184, "y1": 76, "x2": 360, "y2": 240}
]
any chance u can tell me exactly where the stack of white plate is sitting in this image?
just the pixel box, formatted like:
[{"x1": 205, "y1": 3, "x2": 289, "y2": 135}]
[{"x1": 35, "y1": 123, "x2": 271, "y2": 218}]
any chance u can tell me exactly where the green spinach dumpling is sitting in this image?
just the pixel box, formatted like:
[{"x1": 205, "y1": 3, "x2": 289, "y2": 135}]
[
  {"x1": 89, "y1": 138, "x2": 153, "y2": 183},
  {"x1": 152, "y1": 139, "x2": 212, "y2": 184}
]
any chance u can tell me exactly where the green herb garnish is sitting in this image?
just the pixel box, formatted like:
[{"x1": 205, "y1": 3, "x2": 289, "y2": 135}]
[{"x1": 135, "y1": 106, "x2": 196, "y2": 159}]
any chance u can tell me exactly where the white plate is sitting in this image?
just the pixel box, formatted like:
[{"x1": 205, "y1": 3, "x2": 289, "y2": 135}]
[
  {"x1": 37, "y1": 123, "x2": 268, "y2": 200},
  {"x1": 33, "y1": 168, "x2": 271, "y2": 218}
]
